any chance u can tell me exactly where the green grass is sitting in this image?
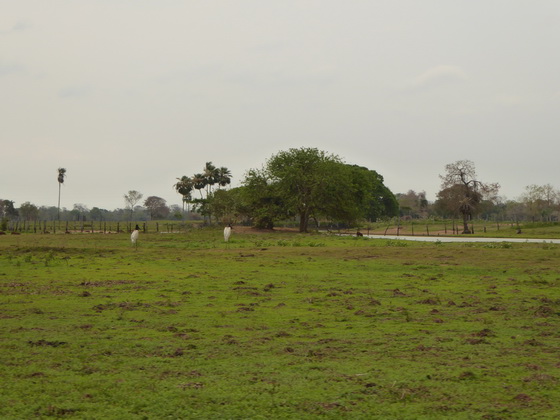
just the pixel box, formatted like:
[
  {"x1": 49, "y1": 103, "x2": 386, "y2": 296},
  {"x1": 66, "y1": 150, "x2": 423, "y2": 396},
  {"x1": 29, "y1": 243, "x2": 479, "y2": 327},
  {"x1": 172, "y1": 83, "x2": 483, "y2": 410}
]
[{"x1": 1, "y1": 229, "x2": 559, "y2": 419}]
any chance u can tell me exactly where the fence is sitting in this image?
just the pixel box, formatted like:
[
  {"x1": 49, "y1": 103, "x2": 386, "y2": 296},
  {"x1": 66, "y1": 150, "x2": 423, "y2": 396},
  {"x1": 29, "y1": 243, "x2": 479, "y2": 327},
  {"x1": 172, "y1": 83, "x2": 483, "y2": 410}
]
[
  {"x1": 349, "y1": 220, "x2": 522, "y2": 237},
  {"x1": 2, "y1": 220, "x2": 197, "y2": 234},
  {"x1": 2, "y1": 219, "x2": 523, "y2": 237}
]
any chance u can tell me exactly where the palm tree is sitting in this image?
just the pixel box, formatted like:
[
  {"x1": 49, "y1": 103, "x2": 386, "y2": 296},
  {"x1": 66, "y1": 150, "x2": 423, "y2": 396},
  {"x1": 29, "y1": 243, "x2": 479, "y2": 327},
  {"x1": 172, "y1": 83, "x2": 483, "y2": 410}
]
[
  {"x1": 192, "y1": 173, "x2": 206, "y2": 199},
  {"x1": 173, "y1": 176, "x2": 194, "y2": 213},
  {"x1": 216, "y1": 166, "x2": 232, "y2": 189},
  {"x1": 57, "y1": 168, "x2": 66, "y2": 220},
  {"x1": 203, "y1": 162, "x2": 218, "y2": 195}
]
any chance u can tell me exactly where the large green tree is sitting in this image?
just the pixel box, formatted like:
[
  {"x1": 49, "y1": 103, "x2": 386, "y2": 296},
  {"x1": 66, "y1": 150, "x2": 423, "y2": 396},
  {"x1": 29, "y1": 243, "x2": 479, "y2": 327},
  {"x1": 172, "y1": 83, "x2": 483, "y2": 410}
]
[
  {"x1": 318, "y1": 164, "x2": 372, "y2": 226},
  {"x1": 350, "y1": 166, "x2": 399, "y2": 222},
  {"x1": 266, "y1": 148, "x2": 346, "y2": 232},
  {"x1": 240, "y1": 168, "x2": 289, "y2": 229},
  {"x1": 247, "y1": 148, "x2": 396, "y2": 232}
]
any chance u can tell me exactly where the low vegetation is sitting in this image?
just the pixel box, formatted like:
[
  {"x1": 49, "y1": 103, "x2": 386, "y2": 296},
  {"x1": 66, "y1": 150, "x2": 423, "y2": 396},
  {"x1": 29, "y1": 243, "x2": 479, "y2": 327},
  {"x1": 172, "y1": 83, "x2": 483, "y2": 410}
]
[{"x1": 1, "y1": 229, "x2": 559, "y2": 418}]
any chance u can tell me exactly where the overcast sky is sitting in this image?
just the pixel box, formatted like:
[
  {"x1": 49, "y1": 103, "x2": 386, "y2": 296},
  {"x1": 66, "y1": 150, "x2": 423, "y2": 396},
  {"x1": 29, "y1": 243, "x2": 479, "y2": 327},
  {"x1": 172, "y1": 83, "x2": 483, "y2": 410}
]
[{"x1": 2, "y1": 1, "x2": 559, "y2": 211}]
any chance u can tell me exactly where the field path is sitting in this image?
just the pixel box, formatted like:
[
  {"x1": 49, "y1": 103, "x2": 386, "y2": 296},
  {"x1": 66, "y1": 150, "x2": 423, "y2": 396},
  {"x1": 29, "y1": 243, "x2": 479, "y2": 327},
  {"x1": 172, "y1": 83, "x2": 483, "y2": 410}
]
[{"x1": 360, "y1": 234, "x2": 560, "y2": 243}]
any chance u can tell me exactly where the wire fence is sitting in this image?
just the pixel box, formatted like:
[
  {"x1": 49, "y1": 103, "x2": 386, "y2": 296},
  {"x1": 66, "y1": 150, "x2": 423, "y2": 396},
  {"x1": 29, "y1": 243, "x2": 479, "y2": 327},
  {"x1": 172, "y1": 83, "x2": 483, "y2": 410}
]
[
  {"x1": 2, "y1": 220, "x2": 198, "y2": 234},
  {"x1": 2, "y1": 218, "x2": 523, "y2": 237},
  {"x1": 346, "y1": 220, "x2": 522, "y2": 237}
]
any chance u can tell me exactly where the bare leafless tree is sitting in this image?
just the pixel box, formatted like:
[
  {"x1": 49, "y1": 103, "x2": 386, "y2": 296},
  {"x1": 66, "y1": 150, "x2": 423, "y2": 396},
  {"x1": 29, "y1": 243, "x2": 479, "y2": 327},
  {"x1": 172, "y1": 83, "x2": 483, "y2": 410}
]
[
  {"x1": 124, "y1": 190, "x2": 143, "y2": 221},
  {"x1": 439, "y1": 160, "x2": 499, "y2": 233}
]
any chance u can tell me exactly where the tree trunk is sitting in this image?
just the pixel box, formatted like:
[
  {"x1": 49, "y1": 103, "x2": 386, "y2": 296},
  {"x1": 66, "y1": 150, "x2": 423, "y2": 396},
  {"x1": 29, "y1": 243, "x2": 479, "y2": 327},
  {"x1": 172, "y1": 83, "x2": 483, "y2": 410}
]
[
  {"x1": 255, "y1": 217, "x2": 274, "y2": 230},
  {"x1": 58, "y1": 183, "x2": 61, "y2": 221},
  {"x1": 299, "y1": 209, "x2": 310, "y2": 233},
  {"x1": 461, "y1": 213, "x2": 471, "y2": 234}
]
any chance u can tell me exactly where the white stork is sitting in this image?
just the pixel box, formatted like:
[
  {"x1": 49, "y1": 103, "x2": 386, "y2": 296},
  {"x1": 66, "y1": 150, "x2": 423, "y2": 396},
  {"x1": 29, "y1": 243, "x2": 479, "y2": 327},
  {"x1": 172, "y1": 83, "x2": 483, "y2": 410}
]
[
  {"x1": 131, "y1": 224, "x2": 140, "y2": 249},
  {"x1": 224, "y1": 224, "x2": 232, "y2": 242}
]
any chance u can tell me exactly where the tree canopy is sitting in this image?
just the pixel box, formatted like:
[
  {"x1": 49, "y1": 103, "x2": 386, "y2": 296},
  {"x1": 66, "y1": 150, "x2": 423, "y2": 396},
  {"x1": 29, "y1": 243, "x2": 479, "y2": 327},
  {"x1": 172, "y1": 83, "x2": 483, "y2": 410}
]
[
  {"x1": 241, "y1": 168, "x2": 294, "y2": 229},
  {"x1": 144, "y1": 196, "x2": 169, "y2": 220},
  {"x1": 173, "y1": 176, "x2": 194, "y2": 212},
  {"x1": 266, "y1": 148, "x2": 343, "y2": 232},
  {"x1": 241, "y1": 148, "x2": 398, "y2": 232}
]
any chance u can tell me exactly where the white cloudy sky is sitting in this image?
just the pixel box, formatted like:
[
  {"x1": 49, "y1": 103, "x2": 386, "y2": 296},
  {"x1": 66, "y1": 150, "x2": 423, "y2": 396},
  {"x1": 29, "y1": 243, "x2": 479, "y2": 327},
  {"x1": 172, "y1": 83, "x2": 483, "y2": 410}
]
[{"x1": 2, "y1": 1, "x2": 559, "y2": 210}]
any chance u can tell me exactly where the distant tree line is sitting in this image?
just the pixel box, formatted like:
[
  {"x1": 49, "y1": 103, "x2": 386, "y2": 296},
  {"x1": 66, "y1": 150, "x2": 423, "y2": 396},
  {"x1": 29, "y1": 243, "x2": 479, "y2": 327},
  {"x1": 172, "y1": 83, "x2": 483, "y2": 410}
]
[
  {"x1": 397, "y1": 160, "x2": 560, "y2": 228},
  {"x1": 0, "y1": 199, "x2": 194, "y2": 226},
  {"x1": 2, "y1": 151, "x2": 560, "y2": 233}
]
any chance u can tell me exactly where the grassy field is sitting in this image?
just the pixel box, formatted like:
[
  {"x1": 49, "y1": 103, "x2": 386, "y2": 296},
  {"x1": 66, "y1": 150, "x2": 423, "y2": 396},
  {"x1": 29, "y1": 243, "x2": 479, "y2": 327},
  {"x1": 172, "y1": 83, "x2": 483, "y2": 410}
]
[
  {"x1": 1, "y1": 228, "x2": 559, "y2": 419},
  {"x1": 9, "y1": 219, "x2": 560, "y2": 240}
]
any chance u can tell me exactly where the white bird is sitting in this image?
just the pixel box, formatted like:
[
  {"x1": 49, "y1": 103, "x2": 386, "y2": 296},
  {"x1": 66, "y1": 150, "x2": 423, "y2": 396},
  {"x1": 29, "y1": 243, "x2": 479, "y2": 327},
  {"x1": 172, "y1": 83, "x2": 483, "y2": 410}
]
[
  {"x1": 224, "y1": 224, "x2": 232, "y2": 242},
  {"x1": 131, "y1": 224, "x2": 140, "y2": 249}
]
